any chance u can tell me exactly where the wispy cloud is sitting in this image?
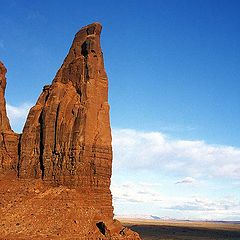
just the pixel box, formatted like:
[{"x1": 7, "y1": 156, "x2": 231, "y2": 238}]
[
  {"x1": 112, "y1": 129, "x2": 240, "y2": 179},
  {"x1": 0, "y1": 40, "x2": 4, "y2": 49},
  {"x1": 111, "y1": 182, "x2": 163, "y2": 204},
  {"x1": 26, "y1": 10, "x2": 46, "y2": 23},
  {"x1": 6, "y1": 102, "x2": 32, "y2": 133},
  {"x1": 175, "y1": 177, "x2": 196, "y2": 185},
  {"x1": 111, "y1": 181, "x2": 240, "y2": 220}
]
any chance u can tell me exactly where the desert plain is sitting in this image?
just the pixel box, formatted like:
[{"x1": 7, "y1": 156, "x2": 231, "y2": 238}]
[{"x1": 121, "y1": 218, "x2": 240, "y2": 240}]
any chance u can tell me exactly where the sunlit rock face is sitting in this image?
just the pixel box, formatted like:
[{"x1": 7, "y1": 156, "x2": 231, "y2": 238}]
[{"x1": 18, "y1": 22, "x2": 113, "y2": 218}]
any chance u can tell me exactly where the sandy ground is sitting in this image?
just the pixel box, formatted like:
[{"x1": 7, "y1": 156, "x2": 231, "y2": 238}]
[{"x1": 120, "y1": 218, "x2": 240, "y2": 240}]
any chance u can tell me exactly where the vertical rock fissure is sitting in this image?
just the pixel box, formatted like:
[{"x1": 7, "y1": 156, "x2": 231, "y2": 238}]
[
  {"x1": 39, "y1": 111, "x2": 45, "y2": 179},
  {"x1": 81, "y1": 40, "x2": 90, "y2": 80},
  {"x1": 54, "y1": 104, "x2": 60, "y2": 153},
  {"x1": 85, "y1": 62, "x2": 89, "y2": 80},
  {"x1": 17, "y1": 134, "x2": 22, "y2": 177}
]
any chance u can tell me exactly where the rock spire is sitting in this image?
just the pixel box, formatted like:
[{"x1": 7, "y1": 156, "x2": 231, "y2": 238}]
[
  {"x1": 0, "y1": 61, "x2": 19, "y2": 172},
  {"x1": 0, "y1": 23, "x2": 141, "y2": 239}
]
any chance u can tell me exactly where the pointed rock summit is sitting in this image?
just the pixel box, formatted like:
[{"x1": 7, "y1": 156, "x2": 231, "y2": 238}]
[{"x1": 0, "y1": 23, "x2": 141, "y2": 239}]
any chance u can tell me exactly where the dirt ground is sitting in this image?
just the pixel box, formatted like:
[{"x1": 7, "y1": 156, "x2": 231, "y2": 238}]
[
  {"x1": 121, "y1": 219, "x2": 240, "y2": 240},
  {"x1": 0, "y1": 174, "x2": 108, "y2": 239}
]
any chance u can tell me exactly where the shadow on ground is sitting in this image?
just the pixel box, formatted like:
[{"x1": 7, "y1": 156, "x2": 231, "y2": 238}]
[{"x1": 127, "y1": 224, "x2": 240, "y2": 240}]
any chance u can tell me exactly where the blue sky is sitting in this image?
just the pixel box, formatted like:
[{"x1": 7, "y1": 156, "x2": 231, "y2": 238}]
[{"x1": 1, "y1": 0, "x2": 240, "y2": 220}]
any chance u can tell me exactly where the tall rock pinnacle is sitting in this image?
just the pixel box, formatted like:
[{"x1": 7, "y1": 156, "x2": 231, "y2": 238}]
[
  {"x1": 19, "y1": 22, "x2": 113, "y2": 217},
  {"x1": 0, "y1": 62, "x2": 19, "y2": 172},
  {"x1": 0, "y1": 61, "x2": 11, "y2": 131}
]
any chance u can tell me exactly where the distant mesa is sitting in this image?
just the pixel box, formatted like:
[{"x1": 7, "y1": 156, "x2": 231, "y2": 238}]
[{"x1": 0, "y1": 23, "x2": 141, "y2": 239}]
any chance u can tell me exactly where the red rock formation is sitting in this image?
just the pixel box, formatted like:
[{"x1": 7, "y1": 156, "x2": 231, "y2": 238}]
[
  {"x1": 0, "y1": 62, "x2": 11, "y2": 131},
  {"x1": 18, "y1": 22, "x2": 113, "y2": 219},
  {"x1": 0, "y1": 62, "x2": 19, "y2": 172},
  {"x1": 0, "y1": 23, "x2": 141, "y2": 239}
]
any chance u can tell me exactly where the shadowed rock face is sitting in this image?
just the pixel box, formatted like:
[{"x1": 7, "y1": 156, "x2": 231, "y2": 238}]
[
  {"x1": 0, "y1": 62, "x2": 19, "y2": 172},
  {"x1": 0, "y1": 23, "x2": 141, "y2": 239}
]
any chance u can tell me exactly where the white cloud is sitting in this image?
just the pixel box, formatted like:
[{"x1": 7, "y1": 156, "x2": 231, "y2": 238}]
[
  {"x1": 112, "y1": 129, "x2": 240, "y2": 220},
  {"x1": 6, "y1": 102, "x2": 32, "y2": 133},
  {"x1": 111, "y1": 181, "x2": 240, "y2": 220},
  {"x1": 111, "y1": 182, "x2": 163, "y2": 204},
  {"x1": 112, "y1": 128, "x2": 240, "y2": 179},
  {"x1": 175, "y1": 177, "x2": 196, "y2": 185},
  {"x1": 166, "y1": 195, "x2": 240, "y2": 220}
]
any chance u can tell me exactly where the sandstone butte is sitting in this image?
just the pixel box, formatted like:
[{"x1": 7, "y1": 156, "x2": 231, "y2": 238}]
[{"x1": 0, "y1": 23, "x2": 141, "y2": 240}]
